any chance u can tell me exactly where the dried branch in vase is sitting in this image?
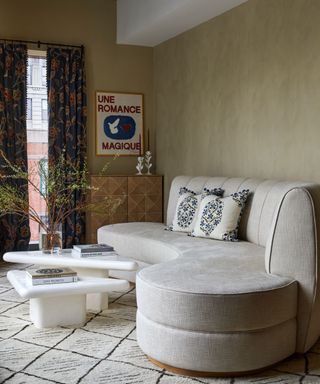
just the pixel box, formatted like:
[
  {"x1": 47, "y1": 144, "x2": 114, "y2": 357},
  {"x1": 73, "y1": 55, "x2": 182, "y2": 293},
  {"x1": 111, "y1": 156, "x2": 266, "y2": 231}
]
[{"x1": 0, "y1": 150, "x2": 122, "y2": 252}]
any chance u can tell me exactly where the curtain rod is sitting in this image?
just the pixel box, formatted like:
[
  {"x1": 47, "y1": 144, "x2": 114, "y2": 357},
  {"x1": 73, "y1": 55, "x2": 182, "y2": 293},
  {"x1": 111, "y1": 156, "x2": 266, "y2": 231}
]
[{"x1": 0, "y1": 38, "x2": 83, "y2": 50}]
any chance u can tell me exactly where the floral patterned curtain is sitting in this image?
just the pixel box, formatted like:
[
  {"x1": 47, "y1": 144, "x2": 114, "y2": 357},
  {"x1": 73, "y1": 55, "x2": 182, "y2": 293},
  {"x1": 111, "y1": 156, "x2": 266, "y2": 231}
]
[
  {"x1": 47, "y1": 47, "x2": 87, "y2": 248},
  {"x1": 0, "y1": 43, "x2": 30, "y2": 257}
]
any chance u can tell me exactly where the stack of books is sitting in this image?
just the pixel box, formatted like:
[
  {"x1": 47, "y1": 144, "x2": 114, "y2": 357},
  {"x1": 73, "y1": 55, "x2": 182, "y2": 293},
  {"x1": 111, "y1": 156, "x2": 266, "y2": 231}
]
[
  {"x1": 26, "y1": 267, "x2": 78, "y2": 286},
  {"x1": 72, "y1": 243, "x2": 117, "y2": 258}
]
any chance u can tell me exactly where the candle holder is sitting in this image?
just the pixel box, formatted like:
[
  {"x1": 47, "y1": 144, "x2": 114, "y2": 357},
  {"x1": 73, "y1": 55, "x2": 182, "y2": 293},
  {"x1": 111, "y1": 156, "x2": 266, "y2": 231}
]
[
  {"x1": 144, "y1": 151, "x2": 152, "y2": 175},
  {"x1": 136, "y1": 156, "x2": 144, "y2": 175}
]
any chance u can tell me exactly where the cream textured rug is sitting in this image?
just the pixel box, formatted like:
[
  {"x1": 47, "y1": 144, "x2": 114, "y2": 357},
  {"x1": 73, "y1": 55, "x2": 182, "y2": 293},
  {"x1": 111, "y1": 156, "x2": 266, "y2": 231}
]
[{"x1": 1, "y1": 262, "x2": 320, "y2": 384}]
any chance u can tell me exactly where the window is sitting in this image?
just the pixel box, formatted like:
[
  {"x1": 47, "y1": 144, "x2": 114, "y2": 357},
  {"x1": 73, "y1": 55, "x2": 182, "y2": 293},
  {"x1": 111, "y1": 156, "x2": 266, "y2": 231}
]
[
  {"x1": 39, "y1": 158, "x2": 48, "y2": 196},
  {"x1": 26, "y1": 50, "x2": 48, "y2": 245},
  {"x1": 27, "y1": 98, "x2": 32, "y2": 120},
  {"x1": 41, "y1": 65, "x2": 46, "y2": 86},
  {"x1": 27, "y1": 63, "x2": 32, "y2": 85},
  {"x1": 41, "y1": 99, "x2": 48, "y2": 120}
]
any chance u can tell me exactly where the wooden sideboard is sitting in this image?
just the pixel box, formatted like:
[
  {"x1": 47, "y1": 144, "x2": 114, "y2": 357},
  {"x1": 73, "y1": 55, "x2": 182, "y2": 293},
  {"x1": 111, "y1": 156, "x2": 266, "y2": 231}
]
[{"x1": 86, "y1": 175, "x2": 163, "y2": 243}]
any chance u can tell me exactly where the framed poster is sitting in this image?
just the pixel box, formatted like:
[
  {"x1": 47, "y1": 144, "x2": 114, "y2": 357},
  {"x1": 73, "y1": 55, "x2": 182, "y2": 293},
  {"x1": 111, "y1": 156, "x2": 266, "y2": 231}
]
[{"x1": 96, "y1": 91, "x2": 144, "y2": 156}]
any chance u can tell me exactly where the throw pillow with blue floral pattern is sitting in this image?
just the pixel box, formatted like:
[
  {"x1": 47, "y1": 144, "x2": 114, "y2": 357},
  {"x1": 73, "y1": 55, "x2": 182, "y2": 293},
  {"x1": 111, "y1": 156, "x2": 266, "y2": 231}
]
[
  {"x1": 191, "y1": 189, "x2": 250, "y2": 241},
  {"x1": 166, "y1": 186, "x2": 223, "y2": 233}
]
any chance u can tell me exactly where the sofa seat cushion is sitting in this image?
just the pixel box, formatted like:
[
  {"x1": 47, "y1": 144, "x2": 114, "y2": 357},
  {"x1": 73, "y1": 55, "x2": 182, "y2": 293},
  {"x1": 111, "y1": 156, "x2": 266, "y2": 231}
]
[
  {"x1": 98, "y1": 222, "x2": 180, "y2": 264},
  {"x1": 137, "y1": 256, "x2": 297, "y2": 332},
  {"x1": 98, "y1": 222, "x2": 270, "y2": 265}
]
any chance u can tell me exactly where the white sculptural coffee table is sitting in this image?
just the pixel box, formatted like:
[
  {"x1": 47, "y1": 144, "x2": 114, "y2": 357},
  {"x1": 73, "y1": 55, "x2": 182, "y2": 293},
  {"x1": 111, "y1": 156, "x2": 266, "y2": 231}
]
[
  {"x1": 4, "y1": 250, "x2": 137, "y2": 312},
  {"x1": 7, "y1": 270, "x2": 130, "y2": 328}
]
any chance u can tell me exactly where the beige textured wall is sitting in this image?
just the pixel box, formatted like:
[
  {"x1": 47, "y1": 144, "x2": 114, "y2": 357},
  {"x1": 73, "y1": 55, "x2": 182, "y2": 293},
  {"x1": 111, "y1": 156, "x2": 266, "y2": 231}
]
[
  {"x1": 0, "y1": 0, "x2": 153, "y2": 175},
  {"x1": 154, "y1": 0, "x2": 320, "y2": 207}
]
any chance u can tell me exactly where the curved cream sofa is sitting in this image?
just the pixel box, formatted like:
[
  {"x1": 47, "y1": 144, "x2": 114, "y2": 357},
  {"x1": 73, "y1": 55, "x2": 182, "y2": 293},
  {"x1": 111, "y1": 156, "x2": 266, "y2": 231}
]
[{"x1": 98, "y1": 176, "x2": 320, "y2": 375}]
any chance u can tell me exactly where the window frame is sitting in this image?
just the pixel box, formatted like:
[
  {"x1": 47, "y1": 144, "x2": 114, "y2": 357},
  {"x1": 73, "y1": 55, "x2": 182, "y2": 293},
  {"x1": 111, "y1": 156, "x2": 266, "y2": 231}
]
[
  {"x1": 41, "y1": 99, "x2": 48, "y2": 121},
  {"x1": 26, "y1": 97, "x2": 32, "y2": 120},
  {"x1": 41, "y1": 64, "x2": 46, "y2": 87},
  {"x1": 27, "y1": 63, "x2": 32, "y2": 85}
]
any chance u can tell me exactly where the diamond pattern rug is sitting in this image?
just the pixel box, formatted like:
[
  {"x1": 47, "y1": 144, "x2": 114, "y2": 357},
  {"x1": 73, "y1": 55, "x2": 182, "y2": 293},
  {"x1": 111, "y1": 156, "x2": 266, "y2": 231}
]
[{"x1": 1, "y1": 262, "x2": 320, "y2": 384}]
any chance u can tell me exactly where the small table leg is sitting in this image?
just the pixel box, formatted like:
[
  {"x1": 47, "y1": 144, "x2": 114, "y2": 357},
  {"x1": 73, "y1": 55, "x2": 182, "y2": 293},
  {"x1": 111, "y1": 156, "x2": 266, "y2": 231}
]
[
  {"x1": 86, "y1": 292, "x2": 109, "y2": 312},
  {"x1": 73, "y1": 267, "x2": 110, "y2": 312},
  {"x1": 30, "y1": 294, "x2": 86, "y2": 328}
]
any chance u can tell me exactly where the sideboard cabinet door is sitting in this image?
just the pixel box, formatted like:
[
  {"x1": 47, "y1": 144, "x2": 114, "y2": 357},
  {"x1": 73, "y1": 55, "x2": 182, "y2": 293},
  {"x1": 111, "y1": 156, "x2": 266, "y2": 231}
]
[{"x1": 86, "y1": 175, "x2": 163, "y2": 243}]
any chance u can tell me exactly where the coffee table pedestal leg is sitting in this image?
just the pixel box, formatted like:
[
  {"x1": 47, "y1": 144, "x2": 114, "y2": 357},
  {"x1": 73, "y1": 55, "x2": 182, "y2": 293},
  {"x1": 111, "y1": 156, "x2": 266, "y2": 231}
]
[
  {"x1": 75, "y1": 268, "x2": 110, "y2": 312},
  {"x1": 86, "y1": 292, "x2": 109, "y2": 312},
  {"x1": 30, "y1": 294, "x2": 86, "y2": 328}
]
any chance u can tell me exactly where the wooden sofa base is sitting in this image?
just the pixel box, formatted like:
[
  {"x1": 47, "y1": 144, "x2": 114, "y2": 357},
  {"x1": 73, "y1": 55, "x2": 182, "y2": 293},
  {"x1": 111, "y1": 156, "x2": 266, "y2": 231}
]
[{"x1": 148, "y1": 356, "x2": 277, "y2": 378}]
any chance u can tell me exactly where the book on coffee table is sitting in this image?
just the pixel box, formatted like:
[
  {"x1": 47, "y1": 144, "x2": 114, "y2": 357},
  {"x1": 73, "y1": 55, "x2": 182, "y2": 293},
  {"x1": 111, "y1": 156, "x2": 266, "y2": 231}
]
[
  {"x1": 26, "y1": 267, "x2": 78, "y2": 285},
  {"x1": 72, "y1": 243, "x2": 116, "y2": 257},
  {"x1": 72, "y1": 251, "x2": 118, "y2": 258},
  {"x1": 73, "y1": 244, "x2": 114, "y2": 253}
]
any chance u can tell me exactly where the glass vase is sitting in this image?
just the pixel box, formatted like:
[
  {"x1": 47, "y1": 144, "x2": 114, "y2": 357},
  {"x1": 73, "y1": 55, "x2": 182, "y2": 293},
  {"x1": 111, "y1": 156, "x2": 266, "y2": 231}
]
[{"x1": 39, "y1": 223, "x2": 63, "y2": 254}]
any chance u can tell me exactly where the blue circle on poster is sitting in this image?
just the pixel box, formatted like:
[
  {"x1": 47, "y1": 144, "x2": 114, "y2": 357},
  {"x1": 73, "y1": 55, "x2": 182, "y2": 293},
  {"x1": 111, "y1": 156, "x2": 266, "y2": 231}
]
[{"x1": 104, "y1": 115, "x2": 136, "y2": 140}]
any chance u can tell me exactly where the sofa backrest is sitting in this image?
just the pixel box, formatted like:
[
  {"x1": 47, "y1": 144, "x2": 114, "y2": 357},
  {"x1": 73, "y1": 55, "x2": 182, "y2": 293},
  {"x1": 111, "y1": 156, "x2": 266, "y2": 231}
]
[
  {"x1": 167, "y1": 176, "x2": 320, "y2": 352},
  {"x1": 167, "y1": 176, "x2": 308, "y2": 246}
]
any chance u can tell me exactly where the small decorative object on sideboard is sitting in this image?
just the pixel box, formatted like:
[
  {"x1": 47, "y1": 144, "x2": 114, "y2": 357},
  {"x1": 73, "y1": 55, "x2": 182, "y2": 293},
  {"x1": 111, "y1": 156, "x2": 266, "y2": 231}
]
[
  {"x1": 26, "y1": 267, "x2": 78, "y2": 286},
  {"x1": 136, "y1": 156, "x2": 144, "y2": 175},
  {"x1": 144, "y1": 151, "x2": 152, "y2": 175},
  {"x1": 72, "y1": 243, "x2": 117, "y2": 258}
]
